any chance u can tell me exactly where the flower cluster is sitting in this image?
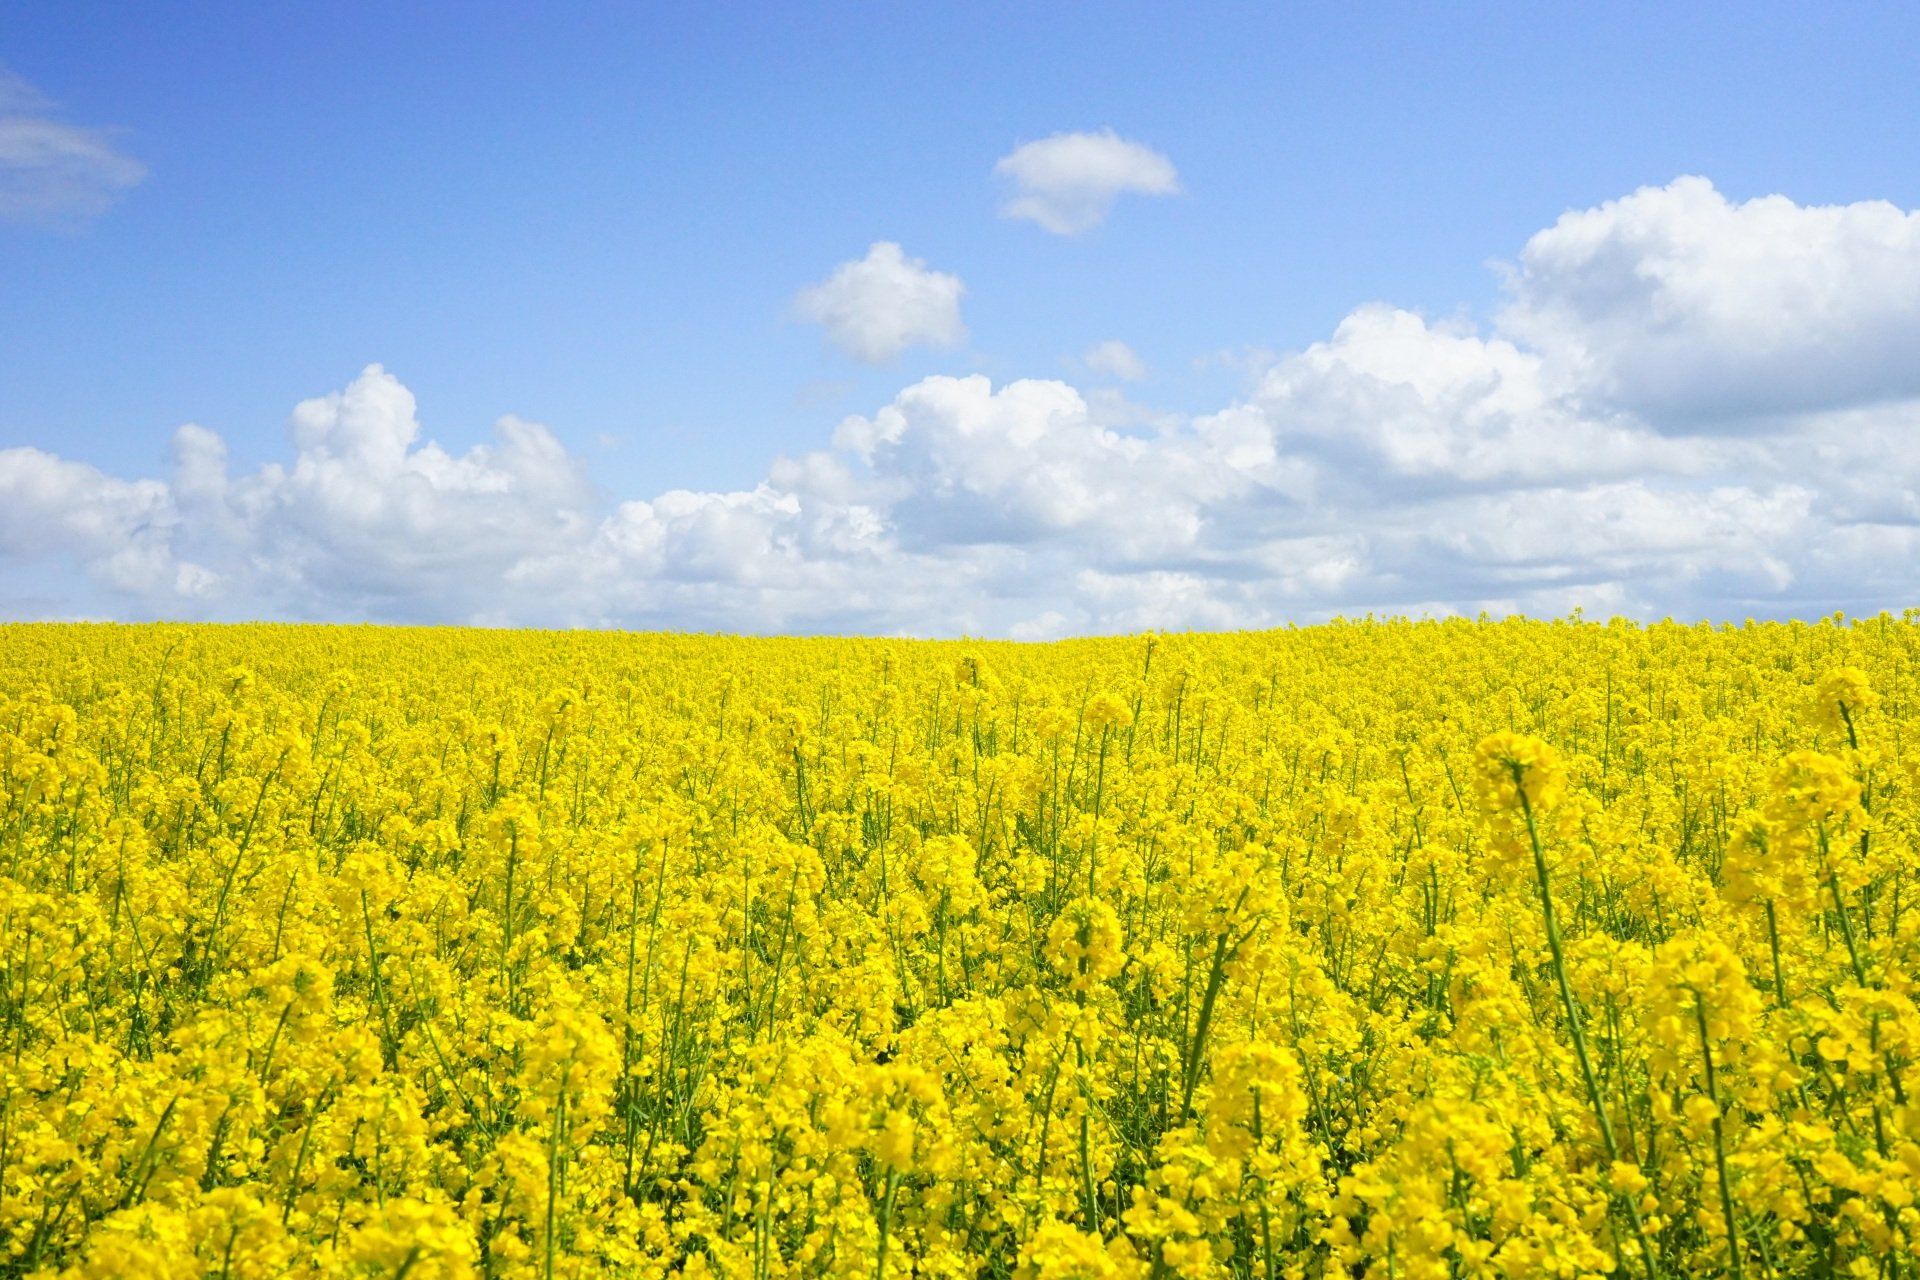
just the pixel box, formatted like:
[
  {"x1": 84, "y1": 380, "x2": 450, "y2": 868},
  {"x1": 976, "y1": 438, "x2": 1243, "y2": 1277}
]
[{"x1": 0, "y1": 618, "x2": 1915, "y2": 1278}]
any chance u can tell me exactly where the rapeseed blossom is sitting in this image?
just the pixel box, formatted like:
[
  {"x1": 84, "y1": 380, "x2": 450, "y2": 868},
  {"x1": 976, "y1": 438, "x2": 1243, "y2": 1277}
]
[{"x1": 1, "y1": 617, "x2": 1916, "y2": 1278}]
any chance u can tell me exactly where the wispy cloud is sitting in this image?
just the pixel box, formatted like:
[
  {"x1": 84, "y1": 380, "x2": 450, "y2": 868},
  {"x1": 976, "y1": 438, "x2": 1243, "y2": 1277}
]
[
  {"x1": 0, "y1": 68, "x2": 146, "y2": 225},
  {"x1": 1081, "y1": 339, "x2": 1147, "y2": 382}
]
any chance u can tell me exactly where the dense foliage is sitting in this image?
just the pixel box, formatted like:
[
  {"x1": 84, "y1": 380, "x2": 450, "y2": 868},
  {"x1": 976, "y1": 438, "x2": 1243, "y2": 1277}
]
[{"x1": 1, "y1": 619, "x2": 1916, "y2": 1278}]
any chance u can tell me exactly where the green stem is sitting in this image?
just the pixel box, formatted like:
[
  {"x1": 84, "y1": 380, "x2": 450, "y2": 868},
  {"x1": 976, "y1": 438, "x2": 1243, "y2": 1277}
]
[
  {"x1": 1514, "y1": 776, "x2": 1658, "y2": 1280},
  {"x1": 875, "y1": 1167, "x2": 900, "y2": 1280},
  {"x1": 1690, "y1": 990, "x2": 1745, "y2": 1280}
]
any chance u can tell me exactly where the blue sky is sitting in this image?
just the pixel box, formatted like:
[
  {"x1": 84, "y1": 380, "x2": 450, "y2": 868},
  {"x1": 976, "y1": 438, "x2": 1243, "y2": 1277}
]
[{"x1": 5, "y1": 3, "x2": 1920, "y2": 632}]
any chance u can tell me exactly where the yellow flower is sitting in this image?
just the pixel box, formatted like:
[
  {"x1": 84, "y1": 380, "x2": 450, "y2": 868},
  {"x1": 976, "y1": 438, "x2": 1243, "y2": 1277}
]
[
  {"x1": 1084, "y1": 692, "x2": 1133, "y2": 732},
  {"x1": 1810, "y1": 666, "x2": 1876, "y2": 738},
  {"x1": 1471, "y1": 731, "x2": 1566, "y2": 816},
  {"x1": 1048, "y1": 896, "x2": 1125, "y2": 991},
  {"x1": 5, "y1": 616, "x2": 1920, "y2": 1278}
]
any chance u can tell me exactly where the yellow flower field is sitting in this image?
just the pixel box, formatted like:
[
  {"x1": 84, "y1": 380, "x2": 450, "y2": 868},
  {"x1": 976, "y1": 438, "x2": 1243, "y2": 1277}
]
[{"x1": 1, "y1": 618, "x2": 1916, "y2": 1279}]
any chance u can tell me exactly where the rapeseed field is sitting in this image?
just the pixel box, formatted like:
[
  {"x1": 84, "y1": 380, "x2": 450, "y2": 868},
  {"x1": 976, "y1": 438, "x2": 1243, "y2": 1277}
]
[{"x1": 1, "y1": 618, "x2": 1915, "y2": 1279}]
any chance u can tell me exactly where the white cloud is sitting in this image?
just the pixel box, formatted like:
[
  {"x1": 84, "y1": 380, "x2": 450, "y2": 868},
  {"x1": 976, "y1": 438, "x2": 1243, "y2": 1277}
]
[
  {"x1": 0, "y1": 69, "x2": 146, "y2": 224},
  {"x1": 1499, "y1": 175, "x2": 1920, "y2": 423},
  {"x1": 9, "y1": 177, "x2": 1920, "y2": 633},
  {"x1": 1248, "y1": 304, "x2": 1710, "y2": 487},
  {"x1": 0, "y1": 446, "x2": 212, "y2": 599},
  {"x1": 794, "y1": 242, "x2": 967, "y2": 363},
  {"x1": 834, "y1": 373, "x2": 1269, "y2": 561},
  {"x1": 995, "y1": 130, "x2": 1179, "y2": 235},
  {"x1": 1082, "y1": 339, "x2": 1147, "y2": 382},
  {"x1": 1409, "y1": 483, "x2": 1807, "y2": 591}
]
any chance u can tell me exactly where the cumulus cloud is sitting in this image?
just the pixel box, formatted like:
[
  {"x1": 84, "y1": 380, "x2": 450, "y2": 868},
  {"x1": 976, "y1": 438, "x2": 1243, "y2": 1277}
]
[
  {"x1": 1249, "y1": 304, "x2": 1709, "y2": 487},
  {"x1": 794, "y1": 242, "x2": 967, "y2": 363},
  {"x1": 0, "y1": 68, "x2": 146, "y2": 224},
  {"x1": 0, "y1": 446, "x2": 211, "y2": 599},
  {"x1": 834, "y1": 373, "x2": 1277, "y2": 561},
  {"x1": 1082, "y1": 340, "x2": 1147, "y2": 382},
  {"x1": 1500, "y1": 176, "x2": 1920, "y2": 423},
  {"x1": 995, "y1": 130, "x2": 1179, "y2": 235},
  {"x1": 8, "y1": 177, "x2": 1920, "y2": 633}
]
